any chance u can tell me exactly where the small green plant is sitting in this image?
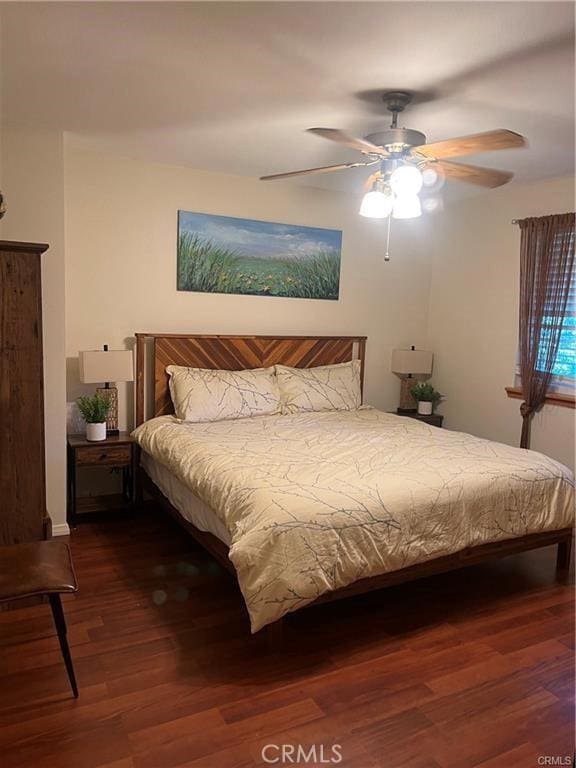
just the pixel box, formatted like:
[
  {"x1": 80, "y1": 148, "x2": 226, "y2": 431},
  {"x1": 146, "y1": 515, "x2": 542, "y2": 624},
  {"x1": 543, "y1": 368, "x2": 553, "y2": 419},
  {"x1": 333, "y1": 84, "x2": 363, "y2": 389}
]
[
  {"x1": 76, "y1": 393, "x2": 110, "y2": 423},
  {"x1": 410, "y1": 381, "x2": 442, "y2": 403}
]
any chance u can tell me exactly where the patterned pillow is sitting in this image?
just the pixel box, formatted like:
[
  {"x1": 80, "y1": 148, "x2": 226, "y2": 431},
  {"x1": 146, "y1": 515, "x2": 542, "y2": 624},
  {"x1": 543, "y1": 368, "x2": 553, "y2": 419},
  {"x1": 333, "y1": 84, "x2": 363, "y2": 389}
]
[
  {"x1": 276, "y1": 360, "x2": 361, "y2": 414},
  {"x1": 167, "y1": 366, "x2": 281, "y2": 423}
]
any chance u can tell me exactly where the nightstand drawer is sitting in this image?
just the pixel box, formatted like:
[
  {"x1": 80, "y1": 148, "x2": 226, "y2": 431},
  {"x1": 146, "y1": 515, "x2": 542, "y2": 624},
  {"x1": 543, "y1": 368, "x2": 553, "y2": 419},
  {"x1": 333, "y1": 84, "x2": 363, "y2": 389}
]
[{"x1": 75, "y1": 444, "x2": 132, "y2": 467}]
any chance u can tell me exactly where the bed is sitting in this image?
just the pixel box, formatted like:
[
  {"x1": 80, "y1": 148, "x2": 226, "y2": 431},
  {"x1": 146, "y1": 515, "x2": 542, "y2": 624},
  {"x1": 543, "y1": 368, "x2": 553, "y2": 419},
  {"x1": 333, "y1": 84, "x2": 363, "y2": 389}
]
[{"x1": 133, "y1": 333, "x2": 574, "y2": 636}]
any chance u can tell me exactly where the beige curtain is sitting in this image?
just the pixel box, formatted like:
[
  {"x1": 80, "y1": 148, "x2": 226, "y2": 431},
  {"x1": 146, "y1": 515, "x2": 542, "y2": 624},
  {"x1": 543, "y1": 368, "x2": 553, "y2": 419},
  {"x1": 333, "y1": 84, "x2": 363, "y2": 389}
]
[{"x1": 518, "y1": 212, "x2": 575, "y2": 448}]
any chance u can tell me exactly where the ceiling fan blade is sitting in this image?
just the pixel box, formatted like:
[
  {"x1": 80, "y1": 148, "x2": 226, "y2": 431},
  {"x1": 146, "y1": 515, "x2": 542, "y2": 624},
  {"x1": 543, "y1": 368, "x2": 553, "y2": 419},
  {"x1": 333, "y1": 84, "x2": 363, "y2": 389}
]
[
  {"x1": 260, "y1": 160, "x2": 378, "y2": 181},
  {"x1": 307, "y1": 128, "x2": 388, "y2": 156},
  {"x1": 415, "y1": 129, "x2": 526, "y2": 160},
  {"x1": 434, "y1": 159, "x2": 513, "y2": 188}
]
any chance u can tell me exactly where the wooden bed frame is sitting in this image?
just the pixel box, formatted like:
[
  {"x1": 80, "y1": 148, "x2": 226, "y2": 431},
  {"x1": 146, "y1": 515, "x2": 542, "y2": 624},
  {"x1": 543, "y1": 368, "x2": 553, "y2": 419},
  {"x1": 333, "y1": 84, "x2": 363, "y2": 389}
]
[{"x1": 134, "y1": 333, "x2": 573, "y2": 640}]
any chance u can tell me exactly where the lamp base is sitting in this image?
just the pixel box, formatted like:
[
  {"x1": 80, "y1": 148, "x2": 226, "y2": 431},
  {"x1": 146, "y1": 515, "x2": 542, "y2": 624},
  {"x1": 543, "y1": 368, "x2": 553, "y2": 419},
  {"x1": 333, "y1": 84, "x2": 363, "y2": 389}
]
[
  {"x1": 398, "y1": 378, "x2": 417, "y2": 412},
  {"x1": 96, "y1": 386, "x2": 119, "y2": 434}
]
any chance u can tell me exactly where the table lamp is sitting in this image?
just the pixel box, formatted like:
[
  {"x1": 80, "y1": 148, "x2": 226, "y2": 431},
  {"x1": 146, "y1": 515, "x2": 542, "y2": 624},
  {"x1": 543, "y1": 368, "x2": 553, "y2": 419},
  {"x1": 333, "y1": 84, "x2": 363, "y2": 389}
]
[
  {"x1": 79, "y1": 345, "x2": 134, "y2": 435},
  {"x1": 391, "y1": 346, "x2": 433, "y2": 413}
]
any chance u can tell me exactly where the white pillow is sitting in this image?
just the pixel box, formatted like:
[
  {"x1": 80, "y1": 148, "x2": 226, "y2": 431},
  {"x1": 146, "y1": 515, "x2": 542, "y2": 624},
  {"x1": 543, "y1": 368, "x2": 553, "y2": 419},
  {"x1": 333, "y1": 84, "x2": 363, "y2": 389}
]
[
  {"x1": 167, "y1": 366, "x2": 281, "y2": 423},
  {"x1": 276, "y1": 360, "x2": 361, "y2": 414}
]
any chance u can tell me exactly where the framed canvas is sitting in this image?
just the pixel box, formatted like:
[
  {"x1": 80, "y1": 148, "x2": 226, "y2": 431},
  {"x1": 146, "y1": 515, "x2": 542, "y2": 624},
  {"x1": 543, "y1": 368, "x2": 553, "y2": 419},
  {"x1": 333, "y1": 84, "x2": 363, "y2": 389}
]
[{"x1": 177, "y1": 211, "x2": 342, "y2": 300}]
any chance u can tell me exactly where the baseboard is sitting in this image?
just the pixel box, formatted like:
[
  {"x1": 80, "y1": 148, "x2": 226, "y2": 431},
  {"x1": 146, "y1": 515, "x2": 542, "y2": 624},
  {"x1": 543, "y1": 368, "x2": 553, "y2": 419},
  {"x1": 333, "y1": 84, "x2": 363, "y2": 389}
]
[{"x1": 52, "y1": 523, "x2": 71, "y2": 537}]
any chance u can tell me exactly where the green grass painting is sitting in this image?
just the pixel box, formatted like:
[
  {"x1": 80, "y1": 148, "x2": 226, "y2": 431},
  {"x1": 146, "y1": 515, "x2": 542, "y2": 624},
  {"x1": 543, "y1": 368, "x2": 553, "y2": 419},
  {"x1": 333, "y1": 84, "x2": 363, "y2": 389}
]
[{"x1": 177, "y1": 211, "x2": 342, "y2": 300}]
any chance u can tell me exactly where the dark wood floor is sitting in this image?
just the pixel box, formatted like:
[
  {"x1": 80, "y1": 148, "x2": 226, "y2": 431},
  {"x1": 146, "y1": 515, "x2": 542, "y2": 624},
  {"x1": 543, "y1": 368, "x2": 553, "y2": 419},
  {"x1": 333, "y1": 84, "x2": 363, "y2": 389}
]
[{"x1": 0, "y1": 509, "x2": 573, "y2": 768}]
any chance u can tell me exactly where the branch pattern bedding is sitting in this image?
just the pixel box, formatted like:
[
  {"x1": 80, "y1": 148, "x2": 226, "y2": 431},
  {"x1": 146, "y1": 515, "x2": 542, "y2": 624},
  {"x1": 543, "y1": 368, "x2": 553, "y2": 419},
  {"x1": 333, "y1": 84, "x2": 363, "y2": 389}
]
[
  {"x1": 133, "y1": 408, "x2": 574, "y2": 632},
  {"x1": 275, "y1": 360, "x2": 361, "y2": 413},
  {"x1": 167, "y1": 365, "x2": 281, "y2": 422}
]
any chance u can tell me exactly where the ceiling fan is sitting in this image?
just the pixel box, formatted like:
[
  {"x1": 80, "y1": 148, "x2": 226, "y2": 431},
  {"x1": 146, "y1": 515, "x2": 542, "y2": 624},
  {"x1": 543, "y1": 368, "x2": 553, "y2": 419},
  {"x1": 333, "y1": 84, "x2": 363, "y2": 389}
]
[{"x1": 260, "y1": 91, "x2": 527, "y2": 201}]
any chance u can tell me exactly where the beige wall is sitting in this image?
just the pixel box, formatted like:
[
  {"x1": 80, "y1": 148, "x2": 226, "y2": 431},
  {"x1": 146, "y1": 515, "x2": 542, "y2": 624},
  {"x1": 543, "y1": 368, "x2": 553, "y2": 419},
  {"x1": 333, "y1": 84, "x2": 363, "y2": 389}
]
[
  {"x1": 2, "y1": 132, "x2": 571, "y2": 525},
  {"x1": 427, "y1": 176, "x2": 575, "y2": 470},
  {"x1": 64, "y1": 145, "x2": 434, "y2": 430},
  {"x1": 0, "y1": 124, "x2": 67, "y2": 531}
]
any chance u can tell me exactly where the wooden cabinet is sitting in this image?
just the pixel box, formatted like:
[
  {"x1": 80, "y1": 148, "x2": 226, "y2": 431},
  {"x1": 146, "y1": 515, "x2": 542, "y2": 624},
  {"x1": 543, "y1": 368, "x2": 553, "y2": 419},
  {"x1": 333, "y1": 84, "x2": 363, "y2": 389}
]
[{"x1": 0, "y1": 240, "x2": 50, "y2": 545}]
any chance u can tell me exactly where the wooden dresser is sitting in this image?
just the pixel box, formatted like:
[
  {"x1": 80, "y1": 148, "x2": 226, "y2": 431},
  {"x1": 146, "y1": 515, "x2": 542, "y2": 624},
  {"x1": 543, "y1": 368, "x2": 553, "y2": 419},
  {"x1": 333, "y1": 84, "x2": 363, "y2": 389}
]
[{"x1": 0, "y1": 240, "x2": 50, "y2": 545}]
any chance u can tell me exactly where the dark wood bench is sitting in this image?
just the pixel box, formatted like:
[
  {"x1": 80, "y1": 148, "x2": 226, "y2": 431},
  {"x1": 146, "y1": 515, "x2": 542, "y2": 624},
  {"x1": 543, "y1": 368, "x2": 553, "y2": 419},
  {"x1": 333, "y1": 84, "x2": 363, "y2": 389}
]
[{"x1": 0, "y1": 540, "x2": 79, "y2": 698}]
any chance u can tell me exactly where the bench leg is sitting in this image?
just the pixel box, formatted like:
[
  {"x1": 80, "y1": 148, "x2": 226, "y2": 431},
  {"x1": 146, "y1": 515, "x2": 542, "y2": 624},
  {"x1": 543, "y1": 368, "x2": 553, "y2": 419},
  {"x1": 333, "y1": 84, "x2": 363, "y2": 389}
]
[
  {"x1": 49, "y1": 594, "x2": 79, "y2": 698},
  {"x1": 556, "y1": 535, "x2": 573, "y2": 578}
]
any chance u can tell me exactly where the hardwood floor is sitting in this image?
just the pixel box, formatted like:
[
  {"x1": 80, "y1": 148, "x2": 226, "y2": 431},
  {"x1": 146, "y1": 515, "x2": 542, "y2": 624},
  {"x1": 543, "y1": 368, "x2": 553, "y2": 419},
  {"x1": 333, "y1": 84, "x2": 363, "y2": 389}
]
[{"x1": 0, "y1": 508, "x2": 573, "y2": 768}]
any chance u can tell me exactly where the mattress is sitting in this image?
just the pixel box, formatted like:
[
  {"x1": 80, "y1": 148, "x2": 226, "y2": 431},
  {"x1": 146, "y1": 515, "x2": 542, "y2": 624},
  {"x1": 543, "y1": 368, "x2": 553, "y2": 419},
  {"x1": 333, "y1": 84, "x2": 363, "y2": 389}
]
[
  {"x1": 133, "y1": 408, "x2": 574, "y2": 632},
  {"x1": 141, "y1": 451, "x2": 231, "y2": 545}
]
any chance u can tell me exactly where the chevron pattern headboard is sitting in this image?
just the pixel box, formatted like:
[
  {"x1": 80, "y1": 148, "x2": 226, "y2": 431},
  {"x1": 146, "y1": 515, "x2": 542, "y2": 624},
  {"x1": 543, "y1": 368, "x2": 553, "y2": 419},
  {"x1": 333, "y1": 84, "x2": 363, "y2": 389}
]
[{"x1": 135, "y1": 334, "x2": 367, "y2": 426}]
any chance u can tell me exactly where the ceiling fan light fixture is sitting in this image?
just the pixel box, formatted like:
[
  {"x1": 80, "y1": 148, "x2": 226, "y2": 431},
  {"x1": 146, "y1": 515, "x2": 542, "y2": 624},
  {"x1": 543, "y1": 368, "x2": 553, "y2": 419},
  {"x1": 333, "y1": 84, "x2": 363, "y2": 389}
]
[
  {"x1": 359, "y1": 189, "x2": 394, "y2": 219},
  {"x1": 390, "y1": 164, "x2": 423, "y2": 196},
  {"x1": 422, "y1": 166, "x2": 441, "y2": 187},
  {"x1": 392, "y1": 194, "x2": 422, "y2": 220}
]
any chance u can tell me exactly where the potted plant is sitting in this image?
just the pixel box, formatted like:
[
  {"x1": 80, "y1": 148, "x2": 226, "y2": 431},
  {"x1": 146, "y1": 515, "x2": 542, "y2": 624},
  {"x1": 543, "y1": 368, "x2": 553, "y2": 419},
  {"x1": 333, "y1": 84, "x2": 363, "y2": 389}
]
[
  {"x1": 410, "y1": 381, "x2": 442, "y2": 416},
  {"x1": 76, "y1": 393, "x2": 110, "y2": 441}
]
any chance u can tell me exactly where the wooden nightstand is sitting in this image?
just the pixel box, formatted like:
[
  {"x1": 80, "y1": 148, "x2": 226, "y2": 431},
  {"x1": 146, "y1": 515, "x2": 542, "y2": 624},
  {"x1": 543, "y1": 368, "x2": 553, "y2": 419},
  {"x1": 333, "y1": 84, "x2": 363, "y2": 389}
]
[
  {"x1": 392, "y1": 411, "x2": 444, "y2": 428},
  {"x1": 67, "y1": 432, "x2": 137, "y2": 526}
]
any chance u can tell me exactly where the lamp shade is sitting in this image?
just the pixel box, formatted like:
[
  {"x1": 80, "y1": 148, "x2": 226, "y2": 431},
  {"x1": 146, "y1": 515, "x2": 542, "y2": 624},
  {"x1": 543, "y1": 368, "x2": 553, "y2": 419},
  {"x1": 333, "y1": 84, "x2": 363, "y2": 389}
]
[
  {"x1": 359, "y1": 189, "x2": 394, "y2": 219},
  {"x1": 392, "y1": 194, "x2": 422, "y2": 220},
  {"x1": 391, "y1": 348, "x2": 433, "y2": 376},
  {"x1": 79, "y1": 349, "x2": 134, "y2": 384}
]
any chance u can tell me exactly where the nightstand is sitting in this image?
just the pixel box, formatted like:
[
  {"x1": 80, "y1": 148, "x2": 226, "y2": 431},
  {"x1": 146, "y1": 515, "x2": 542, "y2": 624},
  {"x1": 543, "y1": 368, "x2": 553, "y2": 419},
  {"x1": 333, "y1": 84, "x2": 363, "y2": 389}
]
[
  {"x1": 392, "y1": 411, "x2": 444, "y2": 428},
  {"x1": 67, "y1": 432, "x2": 137, "y2": 526}
]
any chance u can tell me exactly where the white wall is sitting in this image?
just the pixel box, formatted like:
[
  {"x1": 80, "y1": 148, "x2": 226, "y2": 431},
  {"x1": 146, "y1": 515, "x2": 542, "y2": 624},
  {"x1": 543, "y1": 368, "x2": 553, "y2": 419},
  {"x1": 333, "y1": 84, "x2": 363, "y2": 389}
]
[
  {"x1": 0, "y1": 124, "x2": 68, "y2": 532},
  {"x1": 427, "y1": 176, "x2": 575, "y2": 471},
  {"x1": 64, "y1": 145, "x2": 434, "y2": 429}
]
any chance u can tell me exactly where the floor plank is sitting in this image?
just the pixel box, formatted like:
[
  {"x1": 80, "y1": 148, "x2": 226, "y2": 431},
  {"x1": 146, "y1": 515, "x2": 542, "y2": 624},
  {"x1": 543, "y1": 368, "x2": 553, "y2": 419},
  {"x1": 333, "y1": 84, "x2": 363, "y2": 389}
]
[{"x1": 0, "y1": 509, "x2": 573, "y2": 768}]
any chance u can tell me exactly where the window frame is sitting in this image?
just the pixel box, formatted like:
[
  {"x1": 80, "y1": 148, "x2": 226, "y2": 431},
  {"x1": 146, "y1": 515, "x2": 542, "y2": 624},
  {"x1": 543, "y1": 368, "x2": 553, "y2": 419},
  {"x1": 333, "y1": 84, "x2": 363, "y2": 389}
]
[{"x1": 505, "y1": 385, "x2": 574, "y2": 409}]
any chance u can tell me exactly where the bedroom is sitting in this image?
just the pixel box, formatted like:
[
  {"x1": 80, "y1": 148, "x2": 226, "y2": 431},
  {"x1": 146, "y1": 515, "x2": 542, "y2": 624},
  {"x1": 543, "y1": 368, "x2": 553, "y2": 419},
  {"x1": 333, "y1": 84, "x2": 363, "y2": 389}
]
[{"x1": 0, "y1": 1, "x2": 574, "y2": 767}]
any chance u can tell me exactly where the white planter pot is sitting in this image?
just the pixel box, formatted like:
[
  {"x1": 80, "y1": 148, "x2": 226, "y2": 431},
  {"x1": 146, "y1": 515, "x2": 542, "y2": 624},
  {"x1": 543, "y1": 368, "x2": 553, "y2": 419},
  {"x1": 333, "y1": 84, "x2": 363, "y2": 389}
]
[
  {"x1": 417, "y1": 401, "x2": 433, "y2": 415},
  {"x1": 86, "y1": 422, "x2": 107, "y2": 441}
]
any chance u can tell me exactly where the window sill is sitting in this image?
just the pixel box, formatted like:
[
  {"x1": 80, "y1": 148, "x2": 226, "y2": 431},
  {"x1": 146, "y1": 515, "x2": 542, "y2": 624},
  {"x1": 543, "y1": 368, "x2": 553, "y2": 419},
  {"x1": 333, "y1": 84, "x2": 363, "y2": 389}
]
[{"x1": 505, "y1": 387, "x2": 575, "y2": 409}]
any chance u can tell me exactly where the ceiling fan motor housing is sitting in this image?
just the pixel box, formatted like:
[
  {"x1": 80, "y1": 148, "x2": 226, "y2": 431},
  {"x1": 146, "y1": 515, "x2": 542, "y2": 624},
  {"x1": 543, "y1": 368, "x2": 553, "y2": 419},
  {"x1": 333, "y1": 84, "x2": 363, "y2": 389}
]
[{"x1": 365, "y1": 128, "x2": 427, "y2": 154}]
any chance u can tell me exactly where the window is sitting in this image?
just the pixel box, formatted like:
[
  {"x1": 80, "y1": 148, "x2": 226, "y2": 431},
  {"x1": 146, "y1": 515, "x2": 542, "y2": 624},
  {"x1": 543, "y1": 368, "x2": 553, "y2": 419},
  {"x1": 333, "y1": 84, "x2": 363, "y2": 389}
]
[{"x1": 538, "y1": 228, "x2": 576, "y2": 391}]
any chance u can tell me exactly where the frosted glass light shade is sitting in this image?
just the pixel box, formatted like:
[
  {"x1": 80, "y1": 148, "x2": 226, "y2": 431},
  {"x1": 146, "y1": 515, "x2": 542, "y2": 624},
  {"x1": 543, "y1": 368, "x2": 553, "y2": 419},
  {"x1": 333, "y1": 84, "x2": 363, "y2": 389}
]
[
  {"x1": 391, "y1": 348, "x2": 433, "y2": 375},
  {"x1": 392, "y1": 194, "x2": 422, "y2": 219},
  {"x1": 390, "y1": 165, "x2": 423, "y2": 196},
  {"x1": 79, "y1": 349, "x2": 134, "y2": 383},
  {"x1": 359, "y1": 190, "x2": 393, "y2": 218}
]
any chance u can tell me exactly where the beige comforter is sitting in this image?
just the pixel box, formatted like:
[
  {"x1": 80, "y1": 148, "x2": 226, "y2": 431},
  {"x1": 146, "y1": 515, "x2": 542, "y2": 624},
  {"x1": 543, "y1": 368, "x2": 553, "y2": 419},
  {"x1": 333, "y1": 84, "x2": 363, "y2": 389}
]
[{"x1": 133, "y1": 409, "x2": 574, "y2": 632}]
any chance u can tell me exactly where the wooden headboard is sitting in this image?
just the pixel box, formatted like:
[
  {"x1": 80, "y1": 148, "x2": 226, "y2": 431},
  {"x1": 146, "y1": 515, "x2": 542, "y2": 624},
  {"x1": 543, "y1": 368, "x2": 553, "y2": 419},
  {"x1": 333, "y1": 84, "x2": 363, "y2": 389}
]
[{"x1": 135, "y1": 333, "x2": 367, "y2": 426}]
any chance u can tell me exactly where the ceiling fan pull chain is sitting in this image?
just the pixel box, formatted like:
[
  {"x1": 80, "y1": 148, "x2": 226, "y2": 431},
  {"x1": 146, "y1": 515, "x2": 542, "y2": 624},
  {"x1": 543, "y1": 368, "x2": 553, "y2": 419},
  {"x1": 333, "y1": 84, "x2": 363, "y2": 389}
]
[{"x1": 384, "y1": 215, "x2": 392, "y2": 262}]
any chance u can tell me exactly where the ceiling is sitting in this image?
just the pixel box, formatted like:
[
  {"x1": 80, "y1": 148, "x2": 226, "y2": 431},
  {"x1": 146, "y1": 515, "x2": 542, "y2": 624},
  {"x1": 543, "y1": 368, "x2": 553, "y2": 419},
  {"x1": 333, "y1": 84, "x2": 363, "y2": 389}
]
[{"x1": 1, "y1": 2, "x2": 574, "y2": 198}]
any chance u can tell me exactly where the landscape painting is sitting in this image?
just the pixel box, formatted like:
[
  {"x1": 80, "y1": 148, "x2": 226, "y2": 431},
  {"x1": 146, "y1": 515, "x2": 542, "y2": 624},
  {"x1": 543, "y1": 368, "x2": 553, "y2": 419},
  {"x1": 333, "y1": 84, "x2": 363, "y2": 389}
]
[{"x1": 177, "y1": 211, "x2": 342, "y2": 300}]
